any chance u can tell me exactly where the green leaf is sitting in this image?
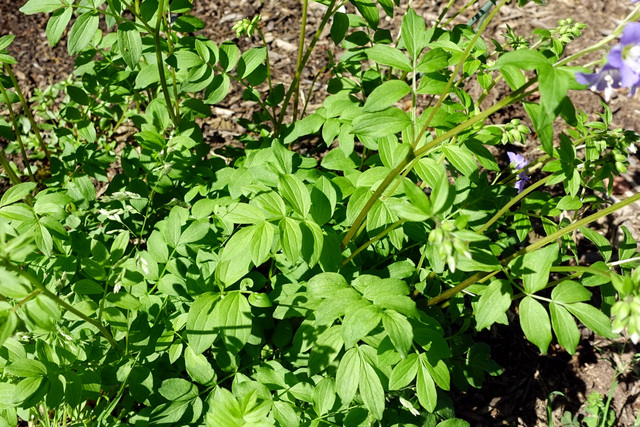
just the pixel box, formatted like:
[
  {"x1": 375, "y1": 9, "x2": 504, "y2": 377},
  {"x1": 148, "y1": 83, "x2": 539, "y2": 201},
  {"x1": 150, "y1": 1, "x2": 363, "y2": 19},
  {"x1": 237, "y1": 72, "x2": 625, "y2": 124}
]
[
  {"x1": 556, "y1": 195, "x2": 582, "y2": 211},
  {"x1": 184, "y1": 346, "x2": 216, "y2": 385},
  {"x1": 363, "y1": 80, "x2": 411, "y2": 113},
  {"x1": 248, "y1": 292, "x2": 272, "y2": 308},
  {"x1": 238, "y1": 47, "x2": 267, "y2": 79},
  {"x1": 416, "y1": 72, "x2": 448, "y2": 95},
  {"x1": 180, "y1": 221, "x2": 209, "y2": 245},
  {"x1": 162, "y1": 207, "x2": 183, "y2": 248},
  {"x1": 278, "y1": 174, "x2": 311, "y2": 218},
  {"x1": 273, "y1": 401, "x2": 300, "y2": 427},
  {"x1": 359, "y1": 356, "x2": 385, "y2": 419},
  {"x1": 117, "y1": 22, "x2": 142, "y2": 70},
  {"x1": 4, "y1": 359, "x2": 46, "y2": 377},
  {"x1": 312, "y1": 378, "x2": 336, "y2": 417},
  {"x1": 551, "y1": 281, "x2": 591, "y2": 304},
  {"x1": 442, "y1": 146, "x2": 478, "y2": 177},
  {"x1": 309, "y1": 325, "x2": 344, "y2": 374},
  {"x1": 436, "y1": 419, "x2": 471, "y2": 427},
  {"x1": 250, "y1": 221, "x2": 275, "y2": 265},
  {"x1": 366, "y1": 45, "x2": 412, "y2": 72},
  {"x1": 519, "y1": 296, "x2": 552, "y2": 353},
  {"x1": 330, "y1": 12, "x2": 349, "y2": 44},
  {"x1": 213, "y1": 291, "x2": 252, "y2": 354},
  {"x1": 416, "y1": 353, "x2": 437, "y2": 412},
  {"x1": 516, "y1": 243, "x2": 558, "y2": 294},
  {"x1": 351, "y1": 0, "x2": 379, "y2": 29},
  {"x1": 0, "y1": 35, "x2": 15, "y2": 51},
  {"x1": 336, "y1": 348, "x2": 360, "y2": 405},
  {"x1": 20, "y1": 0, "x2": 66, "y2": 14},
  {"x1": 0, "y1": 203, "x2": 36, "y2": 222},
  {"x1": 550, "y1": 302, "x2": 579, "y2": 354},
  {"x1": 251, "y1": 191, "x2": 287, "y2": 220},
  {"x1": 579, "y1": 227, "x2": 612, "y2": 263},
  {"x1": 15, "y1": 376, "x2": 45, "y2": 405},
  {"x1": 225, "y1": 203, "x2": 265, "y2": 224},
  {"x1": 619, "y1": 225, "x2": 638, "y2": 263},
  {"x1": 46, "y1": 7, "x2": 72, "y2": 47},
  {"x1": 475, "y1": 279, "x2": 512, "y2": 331},
  {"x1": 513, "y1": 212, "x2": 531, "y2": 242},
  {"x1": 219, "y1": 41, "x2": 239, "y2": 71},
  {"x1": 416, "y1": 48, "x2": 450, "y2": 73},
  {"x1": 73, "y1": 279, "x2": 103, "y2": 295},
  {"x1": 381, "y1": 310, "x2": 413, "y2": 357},
  {"x1": 0, "y1": 182, "x2": 36, "y2": 207},
  {"x1": 401, "y1": 8, "x2": 428, "y2": 60},
  {"x1": 425, "y1": 358, "x2": 450, "y2": 391},
  {"x1": 494, "y1": 50, "x2": 550, "y2": 71},
  {"x1": 204, "y1": 73, "x2": 231, "y2": 104},
  {"x1": 352, "y1": 108, "x2": 412, "y2": 138},
  {"x1": 566, "y1": 302, "x2": 615, "y2": 338},
  {"x1": 279, "y1": 218, "x2": 302, "y2": 263},
  {"x1": 67, "y1": 12, "x2": 99, "y2": 55},
  {"x1": 159, "y1": 378, "x2": 198, "y2": 402},
  {"x1": 389, "y1": 353, "x2": 419, "y2": 390},
  {"x1": 186, "y1": 292, "x2": 220, "y2": 354},
  {"x1": 342, "y1": 304, "x2": 382, "y2": 348},
  {"x1": 539, "y1": 67, "x2": 570, "y2": 120},
  {"x1": 0, "y1": 311, "x2": 17, "y2": 349},
  {"x1": 430, "y1": 170, "x2": 452, "y2": 215}
]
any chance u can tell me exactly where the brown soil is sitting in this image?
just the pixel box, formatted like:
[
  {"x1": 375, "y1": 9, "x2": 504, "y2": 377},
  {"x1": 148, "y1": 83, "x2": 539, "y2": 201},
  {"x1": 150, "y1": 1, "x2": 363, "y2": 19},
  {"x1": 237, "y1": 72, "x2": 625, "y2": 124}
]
[{"x1": 2, "y1": 0, "x2": 640, "y2": 425}]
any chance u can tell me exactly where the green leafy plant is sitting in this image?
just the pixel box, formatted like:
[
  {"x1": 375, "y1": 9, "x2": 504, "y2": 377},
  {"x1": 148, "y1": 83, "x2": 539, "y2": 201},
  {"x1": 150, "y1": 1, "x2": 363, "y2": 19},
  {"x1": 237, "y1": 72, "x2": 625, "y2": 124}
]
[{"x1": 0, "y1": 0, "x2": 639, "y2": 425}]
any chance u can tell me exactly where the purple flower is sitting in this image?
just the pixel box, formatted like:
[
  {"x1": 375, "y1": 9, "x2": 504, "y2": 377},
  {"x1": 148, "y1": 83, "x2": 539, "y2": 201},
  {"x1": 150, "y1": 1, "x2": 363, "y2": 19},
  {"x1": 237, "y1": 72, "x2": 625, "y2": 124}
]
[
  {"x1": 507, "y1": 152, "x2": 530, "y2": 193},
  {"x1": 576, "y1": 23, "x2": 640, "y2": 98},
  {"x1": 576, "y1": 64, "x2": 622, "y2": 101},
  {"x1": 633, "y1": 0, "x2": 640, "y2": 4}
]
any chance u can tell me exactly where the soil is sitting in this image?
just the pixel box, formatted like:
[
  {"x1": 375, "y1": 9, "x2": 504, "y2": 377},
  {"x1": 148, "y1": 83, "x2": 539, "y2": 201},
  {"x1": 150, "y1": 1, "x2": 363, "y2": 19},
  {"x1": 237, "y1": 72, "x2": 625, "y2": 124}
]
[{"x1": 2, "y1": 0, "x2": 640, "y2": 425}]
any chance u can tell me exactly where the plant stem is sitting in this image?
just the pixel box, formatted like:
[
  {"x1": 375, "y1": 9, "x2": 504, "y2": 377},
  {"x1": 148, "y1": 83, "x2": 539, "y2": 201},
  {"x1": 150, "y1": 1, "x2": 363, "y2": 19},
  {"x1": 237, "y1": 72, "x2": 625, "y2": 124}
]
[
  {"x1": 293, "y1": 0, "x2": 308, "y2": 123},
  {"x1": 162, "y1": 12, "x2": 181, "y2": 122},
  {"x1": 0, "y1": 82, "x2": 36, "y2": 183},
  {"x1": 277, "y1": 0, "x2": 339, "y2": 131},
  {"x1": 412, "y1": 0, "x2": 508, "y2": 150},
  {"x1": 154, "y1": 0, "x2": 179, "y2": 128},
  {"x1": 341, "y1": 219, "x2": 407, "y2": 267},
  {"x1": 556, "y1": 4, "x2": 640, "y2": 67},
  {"x1": 0, "y1": 147, "x2": 22, "y2": 186},
  {"x1": 549, "y1": 265, "x2": 612, "y2": 278},
  {"x1": 8, "y1": 266, "x2": 121, "y2": 352},
  {"x1": 477, "y1": 175, "x2": 551, "y2": 234},
  {"x1": 341, "y1": 81, "x2": 536, "y2": 250},
  {"x1": 3, "y1": 65, "x2": 51, "y2": 162},
  {"x1": 427, "y1": 190, "x2": 640, "y2": 305}
]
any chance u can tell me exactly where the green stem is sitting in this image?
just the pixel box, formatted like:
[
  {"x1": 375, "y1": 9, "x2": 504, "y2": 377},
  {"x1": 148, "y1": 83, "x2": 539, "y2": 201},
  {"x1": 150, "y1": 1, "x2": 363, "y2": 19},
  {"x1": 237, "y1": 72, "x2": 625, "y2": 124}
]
[
  {"x1": 154, "y1": 0, "x2": 179, "y2": 128},
  {"x1": 9, "y1": 266, "x2": 121, "y2": 351},
  {"x1": 427, "y1": 191, "x2": 640, "y2": 305},
  {"x1": 341, "y1": 219, "x2": 407, "y2": 267},
  {"x1": 3, "y1": 65, "x2": 51, "y2": 162},
  {"x1": 412, "y1": 0, "x2": 508, "y2": 150},
  {"x1": 162, "y1": 12, "x2": 181, "y2": 122},
  {"x1": 341, "y1": 81, "x2": 536, "y2": 250},
  {"x1": 301, "y1": 65, "x2": 327, "y2": 118},
  {"x1": 477, "y1": 175, "x2": 551, "y2": 234},
  {"x1": 549, "y1": 265, "x2": 611, "y2": 278},
  {"x1": 292, "y1": 0, "x2": 307, "y2": 123},
  {"x1": 556, "y1": 4, "x2": 640, "y2": 67},
  {"x1": 340, "y1": 155, "x2": 414, "y2": 250},
  {"x1": 277, "y1": 0, "x2": 339, "y2": 131},
  {"x1": 0, "y1": 146, "x2": 22, "y2": 186},
  {"x1": 0, "y1": 82, "x2": 36, "y2": 183}
]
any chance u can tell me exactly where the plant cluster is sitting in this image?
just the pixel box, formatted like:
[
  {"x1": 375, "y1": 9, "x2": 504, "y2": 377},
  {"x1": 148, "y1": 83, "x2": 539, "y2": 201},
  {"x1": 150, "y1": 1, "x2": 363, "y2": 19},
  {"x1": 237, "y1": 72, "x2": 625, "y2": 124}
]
[{"x1": 0, "y1": 0, "x2": 639, "y2": 425}]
